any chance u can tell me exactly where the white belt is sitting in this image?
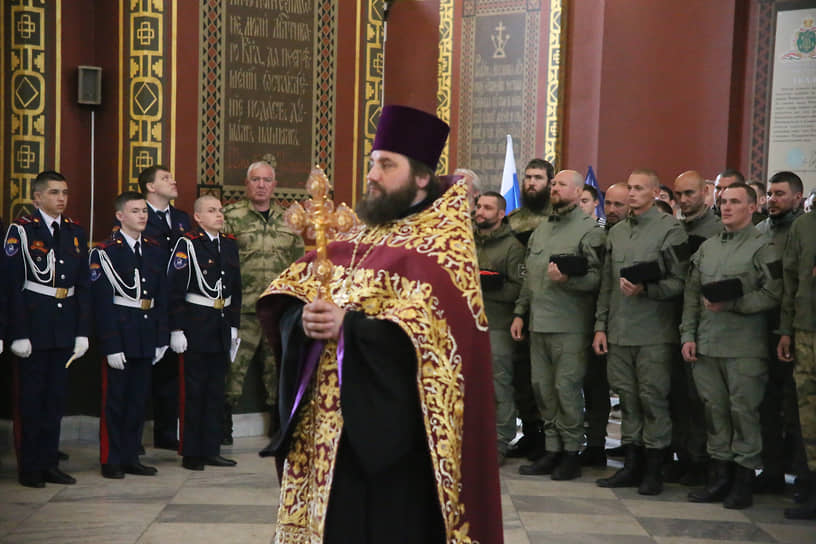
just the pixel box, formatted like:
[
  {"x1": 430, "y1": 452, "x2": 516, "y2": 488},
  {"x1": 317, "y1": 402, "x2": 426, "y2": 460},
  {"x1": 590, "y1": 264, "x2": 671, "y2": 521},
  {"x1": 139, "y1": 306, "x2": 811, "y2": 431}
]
[
  {"x1": 185, "y1": 293, "x2": 231, "y2": 310},
  {"x1": 23, "y1": 281, "x2": 75, "y2": 299},
  {"x1": 113, "y1": 296, "x2": 155, "y2": 310}
]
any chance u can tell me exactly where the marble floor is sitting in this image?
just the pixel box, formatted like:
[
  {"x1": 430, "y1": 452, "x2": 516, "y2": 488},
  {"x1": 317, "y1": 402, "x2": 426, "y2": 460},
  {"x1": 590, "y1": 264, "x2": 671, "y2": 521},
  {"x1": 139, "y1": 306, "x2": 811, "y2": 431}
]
[{"x1": 0, "y1": 434, "x2": 813, "y2": 543}]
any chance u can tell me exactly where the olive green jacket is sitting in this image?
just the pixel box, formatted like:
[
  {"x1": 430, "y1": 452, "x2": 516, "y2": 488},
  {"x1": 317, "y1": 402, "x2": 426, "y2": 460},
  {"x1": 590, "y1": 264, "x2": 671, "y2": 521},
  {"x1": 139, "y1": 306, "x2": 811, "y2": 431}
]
[
  {"x1": 595, "y1": 206, "x2": 689, "y2": 345},
  {"x1": 222, "y1": 199, "x2": 304, "y2": 314},
  {"x1": 680, "y1": 224, "x2": 782, "y2": 357},
  {"x1": 508, "y1": 203, "x2": 552, "y2": 246},
  {"x1": 779, "y1": 211, "x2": 816, "y2": 334},
  {"x1": 475, "y1": 222, "x2": 526, "y2": 331},
  {"x1": 515, "y1": 206, "x2": 606, "y2": 334},
  {"x1": 756, "y1": 208, "x2": 803, "y2": 248},
  {"x1": 682, "y1": 208, "x2": 722, "y2": 240}
]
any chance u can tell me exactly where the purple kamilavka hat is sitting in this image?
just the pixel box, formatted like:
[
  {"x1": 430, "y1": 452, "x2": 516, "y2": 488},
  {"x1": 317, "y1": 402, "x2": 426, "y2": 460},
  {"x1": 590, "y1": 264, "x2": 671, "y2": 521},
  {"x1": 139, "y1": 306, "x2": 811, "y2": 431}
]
[{"x1": 372, "y1": 105, "x2": 450, "y2": 171}]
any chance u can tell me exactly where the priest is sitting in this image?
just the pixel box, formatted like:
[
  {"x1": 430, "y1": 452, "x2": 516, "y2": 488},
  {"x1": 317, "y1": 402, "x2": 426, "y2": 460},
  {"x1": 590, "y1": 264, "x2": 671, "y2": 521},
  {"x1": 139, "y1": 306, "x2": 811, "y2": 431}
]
[{"x1": 257, "y1": 105, "x2": 503, "y2": 544}]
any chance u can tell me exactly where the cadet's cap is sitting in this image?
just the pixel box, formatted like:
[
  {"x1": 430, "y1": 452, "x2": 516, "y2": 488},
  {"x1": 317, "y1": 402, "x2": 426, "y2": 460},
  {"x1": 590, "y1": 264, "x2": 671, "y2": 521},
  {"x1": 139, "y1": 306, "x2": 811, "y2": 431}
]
[{"x1": 372, "y1": 105, "x2": 450, "y2": 171}]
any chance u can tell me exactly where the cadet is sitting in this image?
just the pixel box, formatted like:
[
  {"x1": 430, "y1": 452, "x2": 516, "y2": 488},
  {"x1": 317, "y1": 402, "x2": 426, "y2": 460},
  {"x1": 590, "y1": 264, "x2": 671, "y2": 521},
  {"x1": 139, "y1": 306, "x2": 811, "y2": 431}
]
[
  {"x1": 668, "y1": 170, "x2": 722, "y2": 485},
  {"x1": 755, "y1": 171, "x2": 805, "y2": 494},
  {"x1": 505, "y1": 158, "x2": 553, "y2": 460},
  {"x1": 168, "y1": 195, "x2": 241, "y2": 470},
  {"x1": 90, "y1": 191, "x2": 169, "y2": 479},
  {"x1": 5, "y1": 171, "x2": 90, "y2": 488},
  {"x1": 223, "y1": 160, "x2": 304, "y2": 447},
  {"x1": 593, "y1": 169, "x2": 689, "y2": 495},
  {"x1": 512, "y1": 170, "x2": 606, "y2": 480},
  {"x1": 473, "y1": 191, "x2": 526, "y2": 465},
  {"x1": 137, "y1": 165, "x2": 191, "y2": 450},
  {"x1": 777, "y1": 198, "x2": 816, "y2": 520},
  {"x1": 681, "y1": 182, "x2": 781, "y2": 509}
]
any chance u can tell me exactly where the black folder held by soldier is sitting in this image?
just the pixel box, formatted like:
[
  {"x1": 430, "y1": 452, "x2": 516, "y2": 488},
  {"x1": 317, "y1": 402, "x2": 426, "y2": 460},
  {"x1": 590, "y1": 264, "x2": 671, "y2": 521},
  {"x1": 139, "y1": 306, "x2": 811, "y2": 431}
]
[
  {"x1": 701, "y1": 278, "x2": 743, "y2": 303},
  {"x1": 479, "y1": 269, "x2": 505, "y2": 291},
  {"x1": 549, "y1": 254, "x2": 589, "y2": 277},
  {"x1": 619, "y1": 260, "x2": 662, "y2": 284}
]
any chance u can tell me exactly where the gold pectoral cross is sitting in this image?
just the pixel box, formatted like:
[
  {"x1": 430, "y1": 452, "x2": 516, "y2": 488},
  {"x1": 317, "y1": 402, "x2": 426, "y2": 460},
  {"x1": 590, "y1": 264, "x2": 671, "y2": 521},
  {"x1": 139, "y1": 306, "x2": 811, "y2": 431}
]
[{"x1": 284, "y1": 166, "x2": 358, "y2": 302}]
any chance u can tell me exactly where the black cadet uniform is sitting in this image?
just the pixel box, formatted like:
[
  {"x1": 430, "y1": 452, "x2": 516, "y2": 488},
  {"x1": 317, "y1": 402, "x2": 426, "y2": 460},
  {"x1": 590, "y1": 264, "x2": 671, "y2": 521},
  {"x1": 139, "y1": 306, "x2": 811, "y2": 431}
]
[
  {"x1": 143, "y1": 204, "x2": 191, "y2": 448},
  {"x1": 4, "y1": 212, "x2": 90, "y2": 486},
  {"x1": 90, "y1": 231, "x2": 168, "y2": 472},
  {"x1": 168, "y1": 228, "x2": 241, "y2": 463}
]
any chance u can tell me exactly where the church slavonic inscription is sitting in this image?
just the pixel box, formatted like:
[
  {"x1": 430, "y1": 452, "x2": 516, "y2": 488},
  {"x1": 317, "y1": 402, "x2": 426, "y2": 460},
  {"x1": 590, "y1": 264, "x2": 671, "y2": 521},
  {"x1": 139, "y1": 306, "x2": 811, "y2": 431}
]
[{"x1": 224, "y1": 0, "x2": 315, "y2": 186}]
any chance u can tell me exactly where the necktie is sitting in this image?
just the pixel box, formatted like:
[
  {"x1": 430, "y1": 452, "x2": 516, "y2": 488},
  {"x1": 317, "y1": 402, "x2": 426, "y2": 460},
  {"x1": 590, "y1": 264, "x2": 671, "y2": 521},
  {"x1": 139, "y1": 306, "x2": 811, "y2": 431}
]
[
  {"x1": 51, "y1": 221, "x2": 61, "y2": 253},
  {"x1": 134, "y1": 240, "x2": 143, "y2": 269},
  {"x1": 156, "y1": 210, "x2": 170, "y2": 232}
]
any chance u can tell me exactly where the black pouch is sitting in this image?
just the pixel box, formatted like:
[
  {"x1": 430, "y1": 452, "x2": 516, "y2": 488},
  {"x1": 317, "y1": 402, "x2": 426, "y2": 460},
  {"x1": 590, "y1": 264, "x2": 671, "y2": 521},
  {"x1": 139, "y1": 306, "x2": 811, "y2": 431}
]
[
  {"x1": 480, "y1": 270, "x2": 505, "y2": 291},
  {"x1": 620, "y1": 260, "x2": 662, "y2": 283},
  {"x1": 687, "y1": 234, "x2": 707, "y2": 254},
  {"x1": 701, "y1": 278, "x2": 743, "y2": 302},
  {"x1": 549, "y1": 254, "x2": 589, "y2": 277}
]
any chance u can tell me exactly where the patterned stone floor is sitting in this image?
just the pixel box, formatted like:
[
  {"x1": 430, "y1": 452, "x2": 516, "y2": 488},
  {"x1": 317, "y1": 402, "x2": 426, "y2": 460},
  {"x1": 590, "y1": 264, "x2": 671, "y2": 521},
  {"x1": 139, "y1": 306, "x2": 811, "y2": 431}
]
[{"x1": 0, "y1": 435, "x2": 813, "y2": 543}]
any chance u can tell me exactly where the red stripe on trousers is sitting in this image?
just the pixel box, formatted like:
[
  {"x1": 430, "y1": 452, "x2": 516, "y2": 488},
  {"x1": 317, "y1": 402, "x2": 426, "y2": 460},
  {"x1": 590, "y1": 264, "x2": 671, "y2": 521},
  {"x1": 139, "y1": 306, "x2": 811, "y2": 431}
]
[
  {"x1": 100, "y1": 359, "x2": 110, "y2": 464},
  {"x1": 178, "y1": 354, "x2": 185, "y2": 455}
]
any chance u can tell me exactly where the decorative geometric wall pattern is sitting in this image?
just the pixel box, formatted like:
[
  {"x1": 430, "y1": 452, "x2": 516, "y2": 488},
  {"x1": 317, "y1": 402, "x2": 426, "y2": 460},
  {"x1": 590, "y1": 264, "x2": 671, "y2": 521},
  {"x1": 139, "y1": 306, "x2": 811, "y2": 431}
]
[{"x1": 749, "y1": 0, "x2": 775, "y2": 183}]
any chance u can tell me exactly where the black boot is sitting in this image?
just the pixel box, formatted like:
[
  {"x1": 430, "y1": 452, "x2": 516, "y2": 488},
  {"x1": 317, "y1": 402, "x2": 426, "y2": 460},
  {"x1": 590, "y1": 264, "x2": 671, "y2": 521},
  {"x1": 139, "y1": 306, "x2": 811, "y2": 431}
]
[
  {"x1": 678, "y1": 460, "x2": 708, "y2": 487},
  {"x1": 785, "y1": 475, "x2": 816, "y2": 519},
  {"x1": 519, "y1": 451, "x2": 562, "y2": 476},
  {"x1": 752, "y1": 467, "x2": 785, "y2": 494},
  {"x1": 723, "y1": 464, "x2": 754, "y2": 509},
  {"x1": 597, "y1": 445, "x2": 643, "y2": 488},
  {"x1": 688, "y1": 460, "x2": 732, "y2": 502},
  {"x1": 638, "y1": 448, "x2": 664, "y2": 495},
  {"x1": 793, "y1": 475, "x2": 812, "y2": 504},
  {"x1": 221, "y1": 403, "x2": 233, "y2": 446},
  {"x1": 551, "y1": 451, "x2": 582, "y2": 480},
  {"x1": 579, "y1": 445, "x2": 607, "y2": 467}
]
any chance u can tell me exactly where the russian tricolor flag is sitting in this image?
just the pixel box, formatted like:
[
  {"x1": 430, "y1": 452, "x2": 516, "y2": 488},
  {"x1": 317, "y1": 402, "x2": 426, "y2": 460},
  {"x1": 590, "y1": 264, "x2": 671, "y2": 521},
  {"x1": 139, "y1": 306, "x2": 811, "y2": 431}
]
[{"x1": 500, "y1": 134, "x2": 520, "y2": 214}]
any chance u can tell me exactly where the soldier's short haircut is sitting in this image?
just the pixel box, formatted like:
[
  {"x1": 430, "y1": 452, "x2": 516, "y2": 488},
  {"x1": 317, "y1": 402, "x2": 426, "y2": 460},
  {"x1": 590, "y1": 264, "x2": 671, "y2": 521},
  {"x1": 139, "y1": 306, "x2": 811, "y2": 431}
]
[
  {"x1": 138, "y1": 165, "x2": 171, "y2": 195},
  {"x1": 748, "y1": 180, "x2": 766, "y2": 196},
  {"x1": 654, "y1": 199, "x2": 674, "y2": 215},
  {"x1": 722, "y1": 182, "x2": 756, "y2": 205},
  {"x1": 583, "y1": 184, "x2": 599, "y2": 201},
  {"x1": 717, "y1": 168, "x2": 745, "y2": 183},
  {"x1": 631, "y1": 168, "x2": 660, "y2": 188},
  {"x1": 32, "y1": 170, "x2": 66, "y2": 194},
  {"x1": 115, "y1": 191, "x2": 146, "y2": 212},
  {"x1": 768, "y1": 171, "x2": 803, "y2": 195},
  {"x1": 246, "y1": 160, "x2": 275, "y2": 180},
  {"x1": 194, "y1": 194, "x2": 222, "y2": 214},
  {"x1": 479, "y1": 190, "x2": 506, "y2": 210},
  {"x1": 524, "y1": 159, "x2": 555, "y2": 181}
]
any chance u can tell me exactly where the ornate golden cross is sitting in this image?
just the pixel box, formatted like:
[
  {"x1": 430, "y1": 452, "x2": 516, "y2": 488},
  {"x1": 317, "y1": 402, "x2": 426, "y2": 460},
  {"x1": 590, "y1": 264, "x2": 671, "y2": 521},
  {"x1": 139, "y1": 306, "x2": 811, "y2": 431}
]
[{"x1": 284, "y1": 165, "x2": 358, "y2": 300}]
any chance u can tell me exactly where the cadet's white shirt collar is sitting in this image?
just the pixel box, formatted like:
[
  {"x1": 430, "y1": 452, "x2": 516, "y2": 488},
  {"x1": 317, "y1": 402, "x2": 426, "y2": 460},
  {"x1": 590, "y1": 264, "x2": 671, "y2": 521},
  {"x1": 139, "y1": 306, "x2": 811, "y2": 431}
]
[
  {"x1": 119, "y1": 230, "x2": 142, "y2": 252},
  {"x1": 39, "y1": 210, "x2": 62, "y2": 234}
]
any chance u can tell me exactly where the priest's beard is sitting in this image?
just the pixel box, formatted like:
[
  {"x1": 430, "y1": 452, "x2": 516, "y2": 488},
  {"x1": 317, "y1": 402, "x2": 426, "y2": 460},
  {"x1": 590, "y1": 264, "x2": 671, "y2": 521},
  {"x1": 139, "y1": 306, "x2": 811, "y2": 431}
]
[
  {"x1": 521, "y1": 185, "x2": 550, "y2": 212},
  {"x1": 357, "y1": 177, "x2": 419, "y2": 226}
]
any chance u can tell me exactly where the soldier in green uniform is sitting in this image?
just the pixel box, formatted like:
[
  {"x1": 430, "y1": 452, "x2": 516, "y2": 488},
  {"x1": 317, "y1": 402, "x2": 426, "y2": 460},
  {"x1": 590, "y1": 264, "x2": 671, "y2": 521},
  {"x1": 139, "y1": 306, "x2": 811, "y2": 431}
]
[
  {"x1": 512, "y1": 170, "x2": 606, "y2": 480},
  {"x1": 681, "y1": 182, "x2": 782, "y2": 509},
  {"x1": 666, "y1": 170, "x2": 723, "y2": 485},
  {"x1": 755, "y1": 171, "x2": 805, "y2": 494},
  {"x1": 593, "y1": 169, "x2": 689, "y2": 496},
  {"x1": 505, "y1": 158, "x2": 554, "y2": 460},
  {"x1": 777, "y1": 188, "x2": 816, "y2": 520},
  {"x1": 221, "y1": 161, "x2": 304, "y2": 445},
  {"x1": 474, "y1": 191, "x2": 526, "y2": 465}
]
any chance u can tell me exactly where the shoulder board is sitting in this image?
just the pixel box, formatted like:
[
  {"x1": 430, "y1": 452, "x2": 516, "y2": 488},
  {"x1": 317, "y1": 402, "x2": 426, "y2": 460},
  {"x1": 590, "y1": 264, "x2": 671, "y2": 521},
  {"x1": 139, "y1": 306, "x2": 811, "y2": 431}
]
[
  {"x1": 64, "y1": 216, "x2": 81, "y2": 226},
  {"x1": 97, "y1": 237, "x2": 119, "y2": 249},
  {"x1": 185, "y1": 230, "x2": 204, "y2": 240},
  {"x1": 142, "y1": 236, "x2": 160, "y2": 247},
  {"x1": 13, "y1": 214, "x2": 36, "y2": 225},
  {"x1": 220, "y1": 232, "x2": 236, "y2": 240}
]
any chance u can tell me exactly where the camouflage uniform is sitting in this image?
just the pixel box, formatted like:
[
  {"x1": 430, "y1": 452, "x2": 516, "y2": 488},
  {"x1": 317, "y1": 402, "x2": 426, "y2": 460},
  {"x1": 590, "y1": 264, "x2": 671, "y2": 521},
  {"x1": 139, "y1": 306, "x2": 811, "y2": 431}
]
[
  {"x1": 222, "y1": 199, "x2": 304, "y2": 409},
  {"x1": 680, "y1": 225, "x2": 782, "y2": 469},
  {"x1": 474, "y1": 222, "x2": 526, "y2": 456},
  {"x1": 779, "y1": 211, "x2": 816, "y2": 471}
]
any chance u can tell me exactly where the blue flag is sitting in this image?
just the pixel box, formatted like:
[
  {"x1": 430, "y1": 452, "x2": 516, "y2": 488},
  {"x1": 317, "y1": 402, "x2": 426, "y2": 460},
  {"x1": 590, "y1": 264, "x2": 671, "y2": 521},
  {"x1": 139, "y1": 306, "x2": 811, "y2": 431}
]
[
  {"x1": 585, "y1": 166, "x2": 605, "y2": 220},
  {"x1": 500, "y1": 135, "x2": 520, "y2": 214}
]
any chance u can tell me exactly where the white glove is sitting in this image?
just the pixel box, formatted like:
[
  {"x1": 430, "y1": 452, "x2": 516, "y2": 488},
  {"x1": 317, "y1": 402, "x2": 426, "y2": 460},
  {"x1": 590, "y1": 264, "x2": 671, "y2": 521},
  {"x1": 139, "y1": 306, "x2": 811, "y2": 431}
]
[
  {"x1": 0, "y1": 339, "x2": 3, "y2": 355},
  {"x1": 153, "y1": 345, "x2": 169, "y2": 365},
  {"x1": 107, "y1": 352, "x2": 126, "y2": 370},
  {"x1": 170, "y1": 330, "x2": 188, "y2": 354},
  {"x1": 229, "y1": 328, "x2": 240, "y2": 364},
  {"x1": 11, "y1": 339, "x2": 32, "y2": 358},
  {"x1": 73, "y1": 336, "x2": 89, "y2": 359},
  {"x1": 230, "y1": 327, "x2": 238, "y2": 342}
]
